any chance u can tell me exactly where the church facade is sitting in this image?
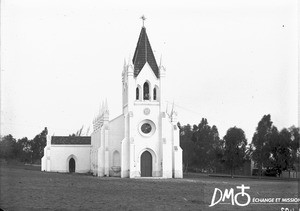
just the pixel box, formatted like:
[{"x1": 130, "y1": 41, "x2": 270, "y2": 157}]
[{"x1": 41, "y1": 25, "x2": 183, "y2": 178}]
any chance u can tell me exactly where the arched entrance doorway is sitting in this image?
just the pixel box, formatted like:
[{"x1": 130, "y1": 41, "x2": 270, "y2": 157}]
[
  {"x1": 69, "y1": 158, "x2": 75, "y2": 173},
  {"x1": 141, "y1": 151, "x2": 152, "y2": 177}
]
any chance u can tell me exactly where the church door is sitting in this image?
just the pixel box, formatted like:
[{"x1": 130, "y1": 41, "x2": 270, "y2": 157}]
[
  {"x1": 69, "y1": 158, "x2": 75, "y2": 173},
  {"x1": 141, "y1": 151, "x2": 152, "y2": 177}
]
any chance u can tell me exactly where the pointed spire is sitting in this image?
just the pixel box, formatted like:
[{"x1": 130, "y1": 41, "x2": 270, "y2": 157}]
[
  {"x1": 132, "y1": 26, "x2": 159, "y2": 78},
  {"x1": 166, "y1": 102, "x2": 172, "y2": 119},
  {"x1": 159, "y1": 54, "x2": 162, "y2": 67},
  {"x1": 171, "y1": 101, "x2": 175, "y2": 116},
  {"x1": 99, "y1": 101, "x2": 102, "y2": 115},
  {"x1": 170, "y1": 101, "x2": 178, "y2": 122},
  {"x1": 105, "y1": 98, "x2": 108, "y2": 112},
  {"x1": 166, "y1": 101, "x2": 169, "y2": 114},
  {"x1": 123, "y1": 58, "x2": 127, "y2": 76},
  {"x1": 101, "y1": 101, "x2": 105, "y2": 115}
]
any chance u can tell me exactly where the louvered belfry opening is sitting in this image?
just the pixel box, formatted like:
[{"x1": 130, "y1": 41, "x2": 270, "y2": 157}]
[
  {"x1": 132, "y1": 27, "x2": 159, "y2": 78},
  {"x1": 143, "y1": 82, "x2": 150, "y2": 100},
  {"x1": 136, "y1": 87, "x2": 139, "y2": 100},
  {"x1": 153, "y1": 87, "x2": 157, "y2": 100}
]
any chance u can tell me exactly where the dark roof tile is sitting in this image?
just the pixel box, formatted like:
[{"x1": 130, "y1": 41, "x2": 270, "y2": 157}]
[
  {"x1": 132, "y1": 27, "x2": 159, "y2": 78},
  {"x1": 51, "y1": 136, "x2": 91, "y2": 145}
]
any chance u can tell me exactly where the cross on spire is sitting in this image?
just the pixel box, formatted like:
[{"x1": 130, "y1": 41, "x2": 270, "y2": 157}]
[{"x1": 140, "y1": 15, "x2": 146, "y2": 27}]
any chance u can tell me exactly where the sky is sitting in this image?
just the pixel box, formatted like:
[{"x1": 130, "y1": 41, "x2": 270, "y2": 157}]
[{"x1": 1, "y1": 0, "x2": 298, "y2": 142}]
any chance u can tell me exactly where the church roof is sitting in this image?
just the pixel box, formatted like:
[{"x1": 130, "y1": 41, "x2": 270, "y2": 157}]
[
  {"x1": 51, "y1": 136, "x2": 91, "y2": 145},
  {"x1": 132, "y1": 27, "x2": 159, "y2": 78}
]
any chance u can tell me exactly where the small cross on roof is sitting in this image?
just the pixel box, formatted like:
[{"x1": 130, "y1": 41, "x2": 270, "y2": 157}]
[{"x1": 140, "y1": 15, "x2": 146, "y2": 27}]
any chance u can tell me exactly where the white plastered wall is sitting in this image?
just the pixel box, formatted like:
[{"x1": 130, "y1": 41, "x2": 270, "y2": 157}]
[
  {"x1": 108, "y1": 115, "x2": 124, "y2": 176},
  {"x1": 91, "y1": 128, "x2": 101, "y2": 175},
  {"x1": 41, "y1": 135, "x2": 52, "y2": 172},
  {"x1": 171, "y1": 123, "x2": 183, "y2": 178},
  {"x1": 48, "y1": 145, "x2": 91, "y2": 173},
  {"x1": 162, "y1": 118, "x2": 173, "y2": 178}
]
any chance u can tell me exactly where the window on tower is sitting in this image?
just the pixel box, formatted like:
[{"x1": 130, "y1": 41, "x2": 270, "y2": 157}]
[
  {"x1": 136, "y1": 87, "x2": 139, "y2": 100},
  {"x1": 143, "y1": 82, "x2": 150, "y2": 100},
  {"x1": 153, "y1": 88, "x2": 157, "y2": 100}
]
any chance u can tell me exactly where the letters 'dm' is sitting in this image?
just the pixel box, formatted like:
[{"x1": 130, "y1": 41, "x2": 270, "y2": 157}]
[{"x1": 209, "y1": 184, "x2": 251, "y2": 207}]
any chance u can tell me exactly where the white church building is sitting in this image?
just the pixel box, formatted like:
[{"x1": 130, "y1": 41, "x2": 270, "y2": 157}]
[{"x1": 41, "y1": 24, "x2": 183, "y2": 178}]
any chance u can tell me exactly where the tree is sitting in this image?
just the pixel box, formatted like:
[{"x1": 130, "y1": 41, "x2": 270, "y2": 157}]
[
  {"x1": 211, "y1": 125, "x2": 225, "y2": 169},
  {"x1": 30, "y1": 127, "x2": 48, "y2": 162},
  {"x1": 267, "y1": 128, "x2": 298, "y2": 175},
  {"x1": 275, "y1": 129, "x2": 293, "y2": 172},
  {"x1": 263, "y1": 126, "x2": 279, "y2": 170},
  {"x1": 0, "y1": 127, "x2": 49, "y2": 163},
  {"x1": 251, "y1": 114, "x2": 274, "y2": 177},
  {"x1": 15, "y1": 137, "x2": 32, "y2": 162},
  {"x1": 0, "y1": 135, "x2": 17, "y2": 160},
  {"x1": 192, "y1": 118, "x2": 221, "y2": 172},
  {"x1": 178, "y1": 123, "x2": 195, "y2": 172},
  {"x1": 289, "y1": 126, "x2": 300, "y2": 170},
  {"x1": 223, "y1": 127, "x2": 247, "y2": 177}
]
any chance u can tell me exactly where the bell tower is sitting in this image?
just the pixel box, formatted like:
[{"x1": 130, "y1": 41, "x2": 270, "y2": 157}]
[
  {"x1": 122, "y1": 24, "x2": 162, "y2": 115},
  {"x1": 121, "y1": 17, "x2": 181, "y2": 178},
  {"x1": 120, "y1": 18, "x2": 182, "y2": 178}
]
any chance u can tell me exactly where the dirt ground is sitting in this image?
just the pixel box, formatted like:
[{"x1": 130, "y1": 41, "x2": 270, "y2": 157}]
[{"x1": 0, "y1": 164, "x2": 299, "y2": 211}]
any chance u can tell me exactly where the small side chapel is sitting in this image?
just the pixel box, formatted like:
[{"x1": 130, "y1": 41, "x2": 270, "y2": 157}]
[{"x1": 41, "y1": 23, "x2": 183, "y2": 178}]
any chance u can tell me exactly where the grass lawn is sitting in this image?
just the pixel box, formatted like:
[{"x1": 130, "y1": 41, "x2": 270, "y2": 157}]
[{"x1": 0, "y1": 164, "x2": 299, "y2": 211}]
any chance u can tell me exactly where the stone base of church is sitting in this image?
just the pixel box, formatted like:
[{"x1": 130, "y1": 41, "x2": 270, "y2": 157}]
[
  {"x1": 121, "y1": 170, "x2": 129, "y2": 178},
  {"x1": 173, "y1": 170, "x2": 183, "y2": 178},
  {"x1": 163, "y1": 170, "x2": 173, "y2": 178},
  {"x1": 44, "y1": 169, "x2": 90, "y2": 174},
  {"x1": 152, "y1": 171, "x2": 162, "y2": 177},
  {"x1": 129, "y1": 171, "x2": 139, "y2": 178},
  {"x1": 126, "y1": 170, "x2": 164, "y2": 178},
  {"x1": 97, "y1": 168, "x2": 105, "y2": 177},
  {"x1": 109, "y1": 166, "x2": 121, "y2": 177}
]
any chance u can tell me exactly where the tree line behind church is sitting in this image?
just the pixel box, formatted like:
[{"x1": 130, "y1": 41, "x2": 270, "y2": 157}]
[
  {"x1": 1, "y1": 114, "x2": 299, "y2": 177},
  {"x1": 0, "y1": 127, "x2": 85, "y2": 164},
  {"x1": 0, "y1": 128, "x2": 48, "y2": 164},
  {"x1": 178, "y1": 114, "x2": 299, "y2": 177}
]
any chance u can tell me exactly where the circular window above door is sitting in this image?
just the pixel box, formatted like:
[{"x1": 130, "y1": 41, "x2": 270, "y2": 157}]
[
  {"x1": 141, "y1": 123, "x2": 152, "y2": 134},
  {"x1": 138, "y1": 120, "x2": 156, "y2": 137}
]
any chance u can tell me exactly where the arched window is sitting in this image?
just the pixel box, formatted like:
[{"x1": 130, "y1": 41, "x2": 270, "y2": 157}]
[
  {"x1": 136, "y1": 87, "x2": 139, "y2": 100},
  {"x1": 143, "y1": 82, "x2": 150, "y2": 100},
  {"x1": 153, "y1": 88, "x2": 157, "y2": 100}
]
